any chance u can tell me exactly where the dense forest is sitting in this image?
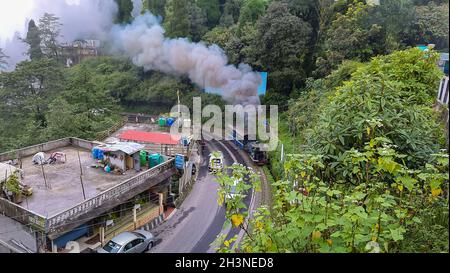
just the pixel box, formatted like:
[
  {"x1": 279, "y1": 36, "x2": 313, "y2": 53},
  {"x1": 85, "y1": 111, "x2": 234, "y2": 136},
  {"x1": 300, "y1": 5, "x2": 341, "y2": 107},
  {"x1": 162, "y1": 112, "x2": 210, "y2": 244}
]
[{"x1": 0, "y1": 0, "x2": 448, "y2": 252}]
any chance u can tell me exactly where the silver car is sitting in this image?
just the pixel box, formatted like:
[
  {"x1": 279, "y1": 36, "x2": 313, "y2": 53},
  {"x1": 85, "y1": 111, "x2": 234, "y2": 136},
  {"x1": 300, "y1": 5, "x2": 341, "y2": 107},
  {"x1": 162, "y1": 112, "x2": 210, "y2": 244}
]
[{"x1": 97, "y1": 230, "x2": 155, "y2": 253}]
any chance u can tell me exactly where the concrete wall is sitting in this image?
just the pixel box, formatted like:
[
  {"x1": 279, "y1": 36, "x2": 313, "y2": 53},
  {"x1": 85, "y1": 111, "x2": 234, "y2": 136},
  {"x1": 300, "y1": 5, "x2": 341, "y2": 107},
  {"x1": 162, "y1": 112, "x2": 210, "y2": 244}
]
[
  {"x1": 70, "y1": 138, "x2": 102, "y2": 151},
  {"x1": 0, "y1": 137, "x2": 103, "y2": 162},
  {"x1": 0, "y1": 139, "x2": 71, "y2": 162}
]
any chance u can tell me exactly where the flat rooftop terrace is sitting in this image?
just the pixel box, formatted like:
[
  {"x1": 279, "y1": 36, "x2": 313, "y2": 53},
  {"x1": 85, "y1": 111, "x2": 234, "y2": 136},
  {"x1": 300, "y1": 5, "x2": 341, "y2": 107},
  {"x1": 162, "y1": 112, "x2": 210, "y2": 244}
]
[{"x1": 4, "y1": 146, "x2": 143, "y2": 217}]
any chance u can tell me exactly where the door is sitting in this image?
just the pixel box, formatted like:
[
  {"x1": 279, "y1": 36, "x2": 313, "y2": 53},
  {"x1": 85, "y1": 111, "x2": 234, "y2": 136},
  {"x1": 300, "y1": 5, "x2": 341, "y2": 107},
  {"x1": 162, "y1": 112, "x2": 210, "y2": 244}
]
[
  {"x1": 124, "y1": 239, "x2": 145, "y2": 253},
  {"x1": 133, "y1": 153, "x2": 140, "y2": 171},
  {"x1": 126, "y1": 155, "x2": 133, "y2": 170}
]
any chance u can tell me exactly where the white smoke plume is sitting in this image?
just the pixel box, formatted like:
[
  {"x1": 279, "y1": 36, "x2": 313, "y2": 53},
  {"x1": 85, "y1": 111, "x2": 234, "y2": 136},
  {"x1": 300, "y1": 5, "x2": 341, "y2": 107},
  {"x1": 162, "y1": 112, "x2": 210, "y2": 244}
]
[
  {"x1": 0, "y1": 0, "x2": 118, "y2": 69},
  {"x1": 110, "y1": 13, "x2": 262, "y2": 106},
  {"x1": 0, "y1": 1, "x2": 261, "y2": 105},
  {"x1": 131, "y1": 0, "x2": 144, "y2": 18}
]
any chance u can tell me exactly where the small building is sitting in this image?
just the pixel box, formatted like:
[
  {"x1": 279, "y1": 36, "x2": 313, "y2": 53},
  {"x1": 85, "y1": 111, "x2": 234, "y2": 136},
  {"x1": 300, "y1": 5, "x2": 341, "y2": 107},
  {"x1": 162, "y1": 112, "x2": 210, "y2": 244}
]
[
  {"x1": 118, "y1": 130, "x2": 193, "y2": 157},
  {"x1": 119, "y1": 130, "x2": 181, "y2": 145},
  {"x1": 60, "y1": 39, "x2": 101, "y2": 67},
  {"x1": 0, "y1": 138, "x2": 177, "y2": 253},
  {"x1": 95, "y1": 142, "x2": 144, "y2": 173}
]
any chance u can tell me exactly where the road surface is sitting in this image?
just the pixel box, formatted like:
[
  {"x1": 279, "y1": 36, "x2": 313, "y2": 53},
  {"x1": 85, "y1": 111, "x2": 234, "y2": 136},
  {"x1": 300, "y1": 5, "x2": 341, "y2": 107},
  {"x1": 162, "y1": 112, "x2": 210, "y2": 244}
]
[{"x1": 149, "y1": 140, "x2": 251, "y2": 253}]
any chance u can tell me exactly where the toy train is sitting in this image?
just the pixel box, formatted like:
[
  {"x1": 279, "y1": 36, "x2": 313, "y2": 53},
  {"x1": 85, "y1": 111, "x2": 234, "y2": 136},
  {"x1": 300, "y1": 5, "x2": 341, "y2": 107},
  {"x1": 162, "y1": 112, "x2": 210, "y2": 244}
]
[{"x1": 228, "y1": 126, "x2": 268, "y2": 166}]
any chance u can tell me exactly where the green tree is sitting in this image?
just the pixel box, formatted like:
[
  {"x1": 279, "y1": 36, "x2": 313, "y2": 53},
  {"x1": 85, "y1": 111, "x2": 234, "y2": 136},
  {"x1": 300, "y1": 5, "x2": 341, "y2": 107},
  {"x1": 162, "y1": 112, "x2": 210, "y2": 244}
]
[
  {"x1": 414, "y1": 2, "x2": 449, "y2": 50},
  {"x1": 164, "y1": 0, "x2": 191, "y2": 38},
  {"x1": 280, "y1": 0, "x2": 336, "y2": 76},
  {"x1": 308, "y1": 49, "x2": 444, "y2": 169},
  {"x1": 214, "y1": 49, "x2": 448, "y2": 254},
  {"x1": 219, "y1": 0, "x2": 243, "y2": 26},
  {"x1": 226, "y1": 24, "x2": 257, "y2": 65},
  {"x1": 315, "y1": 2, "x2": 386, "y2": 77},
  {"x1": 197, "y1": 0, "x2": 221, "y2": 28},
  {"x1": 144, "y1": 0, "x2": 166, "y2": 17},
  {"x1": 0, "y1": 58, "x2": 64, "y2": 127},
  {"x1": 369, "y1": 0, "x2": 416, "y2": 52},
  {"x1": 203, "y1": 26, "x2": 235, "y2": 49},
  {"x1": 188, "y1": 1, "x2": 208, "y2": 42},
  {"x1": 38, "y1": 13, "x2": 62, "y2": 61},
  {"x1": 251, "y1": 1, "x2": 312, "y2": 71},
  {"x1": 412, "y1": 0, "x2": 448, "y2": 4},
  {"x1": 115, "y1": 0, "x2": 134, "y2": 23},
  {"x1": 0, "y1": 48, "x2": 8, "y2": 70},
  {"x1": 47, "y1": 62, "x2": 123, "y2": 140},
  {"x1": 248, "y1": 2, "x2": 312, "y2": 96},
  {"x1": 43, "y1": 97, "x2": 78, "y2": 139},
  {"x1": 238, "y1": 0, "x2": 268, "y2": 30},
  {"x1": 23, "y1": 19, "x2": 43, "y2": 60}
]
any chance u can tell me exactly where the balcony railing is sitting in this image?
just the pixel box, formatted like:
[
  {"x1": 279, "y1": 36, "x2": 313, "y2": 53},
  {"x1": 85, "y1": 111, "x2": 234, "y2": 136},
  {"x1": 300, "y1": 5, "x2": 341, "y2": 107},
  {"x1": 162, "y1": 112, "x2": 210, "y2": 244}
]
[
  {"x1": 437, "y1": 76, "x2": 449, "y2": 105},
  {"x1": 46, "y1": 159, "x2": 175, "y2": 232},
  {"x1": 1, "y1": 159, "x2": 175, "y2": 234}
]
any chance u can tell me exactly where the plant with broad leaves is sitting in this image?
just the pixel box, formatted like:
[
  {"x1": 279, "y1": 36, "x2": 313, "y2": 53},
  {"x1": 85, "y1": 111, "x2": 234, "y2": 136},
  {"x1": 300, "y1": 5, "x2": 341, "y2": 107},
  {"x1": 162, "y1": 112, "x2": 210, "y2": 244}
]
[
  {"x1": 215, "y1": 137, "x2": 448, "y2": 253},
  {"x1": 213, "y1": 163, "x2": 261, "y2": 251}
]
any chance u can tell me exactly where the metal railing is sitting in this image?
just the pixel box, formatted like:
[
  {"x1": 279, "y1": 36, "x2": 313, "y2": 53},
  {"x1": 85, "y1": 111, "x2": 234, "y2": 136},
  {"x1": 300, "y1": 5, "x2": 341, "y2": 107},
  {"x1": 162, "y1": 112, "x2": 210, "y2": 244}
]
[
  {"x1": 119, "y1": 139, "x2": 196, "y2": 157},
  {"x1": 437, "y1": 76, "x2": 449, "y2": 105},
  {"x1": 144, "y1": 143, "x2": 194, "y2": 156},
  {"x1": 46, "y1": 159, "x2": 175, "y2": 231},
  {"x1": 1, "y1": 159, "x2": 176, "y2": 235},
  {"x1": 95, "y1": 117, "x2": 128, "y2": 141}
]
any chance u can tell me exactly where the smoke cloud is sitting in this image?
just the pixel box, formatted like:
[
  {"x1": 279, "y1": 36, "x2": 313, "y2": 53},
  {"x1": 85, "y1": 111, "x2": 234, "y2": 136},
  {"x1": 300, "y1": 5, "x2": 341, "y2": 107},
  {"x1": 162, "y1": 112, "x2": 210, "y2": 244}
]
[
  {"x1": 110, "y1": 13, "x2": 261, "y2": 106},
  {"x1": 0, "y1": 1, "x2": 261, "y2": 105},
  {"x1": 0, "y1": 0, "x2": 118, "y2": 69},
  {"x1": 131, "y1": 0, "x2": 144, "y2": 18}
]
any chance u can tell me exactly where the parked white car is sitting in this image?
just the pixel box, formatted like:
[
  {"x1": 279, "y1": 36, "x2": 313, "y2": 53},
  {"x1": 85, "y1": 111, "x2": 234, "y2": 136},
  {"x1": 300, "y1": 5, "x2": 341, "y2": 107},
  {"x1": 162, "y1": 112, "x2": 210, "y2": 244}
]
[{"x1": 97, "y1": 230, "x2": 155, "y2": 253}]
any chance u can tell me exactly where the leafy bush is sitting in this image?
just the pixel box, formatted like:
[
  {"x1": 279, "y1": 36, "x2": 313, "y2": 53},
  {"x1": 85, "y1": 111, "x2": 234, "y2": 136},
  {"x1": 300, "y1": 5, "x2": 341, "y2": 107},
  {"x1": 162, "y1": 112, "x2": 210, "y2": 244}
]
[
  {"x1": 306, "y1": 49, "x2": 445, "y2": 168},
  {"x1": 5, "y1": 171, "x2": 21, "y2": 195},
  {"x1": 215, "y1": 137, "x2": 448, "y2": 253},
  {"x1": 218, "y1": 48, "x2": 449, "y2": 253}
]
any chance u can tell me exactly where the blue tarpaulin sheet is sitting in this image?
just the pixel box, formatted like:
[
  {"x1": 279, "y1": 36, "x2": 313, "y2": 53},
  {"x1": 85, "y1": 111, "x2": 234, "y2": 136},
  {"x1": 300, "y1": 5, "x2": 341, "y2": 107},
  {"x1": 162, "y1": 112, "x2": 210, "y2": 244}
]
[
  {"x1": 175, "y1": 154, "x2": 185, "y2": 170},
  {"x1": 53, "y1": 224, "x2": 89, "y2": 248}
]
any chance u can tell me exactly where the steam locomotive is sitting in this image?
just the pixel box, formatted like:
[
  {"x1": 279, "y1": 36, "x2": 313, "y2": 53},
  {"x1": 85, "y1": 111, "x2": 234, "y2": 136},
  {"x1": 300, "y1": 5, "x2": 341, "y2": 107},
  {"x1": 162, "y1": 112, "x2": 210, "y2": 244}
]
[{"x1": 228, "y1": 125, "x2": 268, "y2": 166}]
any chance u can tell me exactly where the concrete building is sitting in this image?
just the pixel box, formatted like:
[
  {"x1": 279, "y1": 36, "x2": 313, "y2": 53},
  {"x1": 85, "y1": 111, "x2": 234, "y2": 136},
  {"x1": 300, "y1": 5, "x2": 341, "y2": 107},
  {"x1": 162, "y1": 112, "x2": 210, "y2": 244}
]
[
  {"x1": 60, "y1": 39, "x2": 101, "y2": 67},
  {"x1": 95, "y1": 142, "x2": 144, "y2": 173},
  {"x1": 118, "y1": 130, "x2": 194, "y2": 157},
  {"x1": 0, "y1": 137, "x2": 177, "y2": 253}
]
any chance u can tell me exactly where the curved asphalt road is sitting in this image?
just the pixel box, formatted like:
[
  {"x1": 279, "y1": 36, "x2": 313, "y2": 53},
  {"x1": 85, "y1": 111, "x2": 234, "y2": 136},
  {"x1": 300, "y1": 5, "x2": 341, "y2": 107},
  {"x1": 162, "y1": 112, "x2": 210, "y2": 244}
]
[{"x1": 148, "y1": 139, "x2": 251, "y2": 253}]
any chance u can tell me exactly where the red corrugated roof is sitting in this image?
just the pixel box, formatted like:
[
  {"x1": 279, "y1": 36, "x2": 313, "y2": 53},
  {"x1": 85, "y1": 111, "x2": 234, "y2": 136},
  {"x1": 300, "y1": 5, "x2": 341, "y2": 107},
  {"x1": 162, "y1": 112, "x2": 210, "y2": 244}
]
[{"x1": 119, "y1": 130, "x2": 181, "y2": 145}]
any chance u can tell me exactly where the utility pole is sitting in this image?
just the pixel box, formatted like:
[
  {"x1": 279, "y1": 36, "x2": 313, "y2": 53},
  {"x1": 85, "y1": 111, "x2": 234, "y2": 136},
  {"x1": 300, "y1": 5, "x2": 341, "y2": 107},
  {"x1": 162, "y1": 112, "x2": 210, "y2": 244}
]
[
  {"x1": 77, "y1": 150, "x2": 83, "y2": 175},
  {"x1": 77, "y1": 150, "x2": 86, "y2": 200},
  {"x1": 41, "y1": 165, "x2": 49, "y2": 189}
]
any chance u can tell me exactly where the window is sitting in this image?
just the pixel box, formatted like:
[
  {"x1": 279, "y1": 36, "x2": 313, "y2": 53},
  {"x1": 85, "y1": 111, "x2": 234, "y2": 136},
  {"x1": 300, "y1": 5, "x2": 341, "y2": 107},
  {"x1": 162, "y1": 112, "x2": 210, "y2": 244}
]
[
  {"x1": 103, "y1": 240, "x2": 122, "y2": 253},
  {"x1": 131, "y1": 232, "x2": 146, "y2": 239},
  {"x1": 132, "y1": 239, "x2": 144, "y2": 247},
  {"x1": 124, "y1": 242, "x2": 134, "y2": 252}
]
